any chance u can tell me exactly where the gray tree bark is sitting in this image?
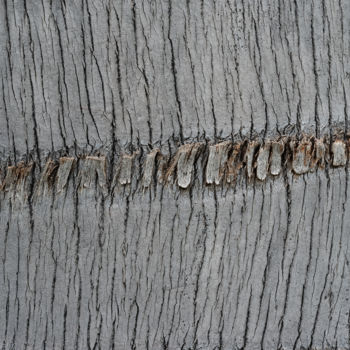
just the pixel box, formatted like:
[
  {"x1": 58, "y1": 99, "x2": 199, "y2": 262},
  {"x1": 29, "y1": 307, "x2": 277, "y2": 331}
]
[{"x1": 1, "y1": 0, "x2": 350, "y2": 349}]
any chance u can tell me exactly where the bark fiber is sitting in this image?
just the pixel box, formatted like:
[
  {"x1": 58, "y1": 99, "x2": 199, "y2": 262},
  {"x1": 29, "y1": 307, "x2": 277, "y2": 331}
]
[{"x1": 1, "y1": 0, "x2": 350, "y2": 349}]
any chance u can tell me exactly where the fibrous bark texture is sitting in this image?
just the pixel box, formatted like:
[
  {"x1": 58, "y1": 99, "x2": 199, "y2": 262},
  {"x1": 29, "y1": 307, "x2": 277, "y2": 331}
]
[
  {"x1": 1, "y1": 162, "x2": 350, "y2": 350},
  {"x1": 1, "y1": 0, "x2": 350, "y2": 349},
  {"x1": 1, "y1": 136, "x2": 350, "y2": 192}
]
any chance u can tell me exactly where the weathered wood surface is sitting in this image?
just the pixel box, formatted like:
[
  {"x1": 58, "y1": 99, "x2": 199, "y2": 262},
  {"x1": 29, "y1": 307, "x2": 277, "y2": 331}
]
[
  {"x1": 1, "y1": 0, "x2": 350, "y2": 349},
  {"x1": 1, "y1": 0, "x2": 350, "y2": 160},
  {"x1": 0, "y1": 138, "x2": 350, "y2": 350},
  {"x1": 1, "y1": 165, "x2": 350, "y2": 349}
]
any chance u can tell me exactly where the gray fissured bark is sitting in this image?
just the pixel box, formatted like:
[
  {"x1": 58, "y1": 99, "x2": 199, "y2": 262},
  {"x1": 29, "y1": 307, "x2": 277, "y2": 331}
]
[{"x1": 1, "y1": 0, "x2": 350, "y2": 349}]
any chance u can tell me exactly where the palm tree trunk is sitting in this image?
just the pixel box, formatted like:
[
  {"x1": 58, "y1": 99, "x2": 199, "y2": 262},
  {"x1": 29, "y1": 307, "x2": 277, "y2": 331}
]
[{"x1": 1, "y1": 0, "x2": 350, "y2": 349}]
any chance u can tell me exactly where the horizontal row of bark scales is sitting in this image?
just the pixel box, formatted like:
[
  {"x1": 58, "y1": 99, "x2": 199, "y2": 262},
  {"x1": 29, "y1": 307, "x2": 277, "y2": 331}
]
[{"x1": 1, "y1": 136, "x2": 349, "y2": 196}]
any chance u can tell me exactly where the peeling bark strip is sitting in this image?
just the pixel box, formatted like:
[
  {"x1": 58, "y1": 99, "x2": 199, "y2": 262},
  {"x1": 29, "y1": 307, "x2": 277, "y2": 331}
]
[
  {"x1": 332, "y1": 140, "x2": 347, "y2": 167},
  {"x1": 56, "y1": 157, "x2": 75, "y2": 193},
  {"x1": 1, "y1": 136, "x2": 349, "y2": 195},
  {"x1": 206, "y1": 141, "x2": 231, "y2": 185},
  {"x1": 1, "y1": 162, "x2": 34, "y2": 202},
  {"x1": 142, "y1": 149, "x2": 159, "y2": 188},
  {"x1": 176, "y1": 144, "x2": 201, "y2": 188},
  {"x1": 35, "y1": 160, "x2": 58, "y2": 197},
  {"x1": 1, "y1": 162, "x2": 33, "y2": 193},
  {"x1": 245, "y1": 141, "x2": 260, "y2": 179},
  {"x1": 118, "y1": 153, "x2": 137, "y2": 185},
  {"x1": 270, "y1": 141, "x2": 285, "y2": 176},
  {"x1": 79, "y1": 156, "x2": 107, "y2": 189},
  {"x1": 291, "y1": 138, "x2": 313, "y2": 175},
  {"x1": 226, "y1": 143, "x2": 243, "y2": 184},
  {"x1": 163, "y1": 143, "x2": 202, "y2": 186},
  {"x1": 256, "y1": 143, "x2": 271, "y2": 181},
  {"x1": 311, "y1": 139, "x2": 327, "y2": 171}
]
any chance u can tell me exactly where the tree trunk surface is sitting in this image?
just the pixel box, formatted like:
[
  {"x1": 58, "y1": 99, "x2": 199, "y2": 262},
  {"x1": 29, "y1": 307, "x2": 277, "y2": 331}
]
[{"x1": 1, "y1": 1, "x2": 350, "y2": 349}]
